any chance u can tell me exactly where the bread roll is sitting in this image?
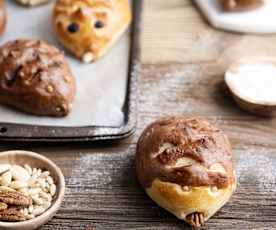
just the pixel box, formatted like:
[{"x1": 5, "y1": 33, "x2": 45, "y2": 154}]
[
  {"x1": 0, "y1": 39, "x2": 76, "y2": 117},
  {"x1": 136, "y1": 117, "x2": 236, "y2": 228},
  {"x1": 222, "y1": 0, "x2": 263, "y2": 11},
  {"x1": 53, "y1": 0, "x2": 132, "y2": 63}
]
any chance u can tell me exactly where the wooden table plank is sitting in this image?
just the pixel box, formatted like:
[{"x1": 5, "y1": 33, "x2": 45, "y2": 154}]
[
  {"x1": 2, "y1": 142, "x2": 276, "y2": 229},
  {"x1": 141, "y1": 0, "x2": 276, "y2": 64},
  {"x1": 2, "y1": 0, "x2": 276, "y2": 229}
]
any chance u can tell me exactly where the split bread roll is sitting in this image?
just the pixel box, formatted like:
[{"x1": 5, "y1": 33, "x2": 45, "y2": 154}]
[
  {"x1": 222, "y1": 0, "x2": 264, "y2": 11},
  {"x1": 53, "y1": 0, "x2": 132, "y2": 63},
  {"x1": 15, "y1": 0, "x2": 51, "y2": 6},
  {"x1": 136, "y1": 117, "x2": 236, "y2": 228}
]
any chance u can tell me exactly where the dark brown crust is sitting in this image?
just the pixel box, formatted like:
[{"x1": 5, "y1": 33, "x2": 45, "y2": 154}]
[
  {"x1": 0, "y1": 191, "x2": 32, "y2": 207},
  {"x1": 136, "y1": 117, "x2": 235, "y2": 189},
  {"x1": 0, "y1": 0, "x2": 6, "y2": 36},
  {"x1": 222, "y1": 0, "x2": 263, "y2": 11},
  {"x1": 0, "y1": 207, "x2": 26, "y2": 222},
  {"x1": 0, "y1": 39, "x2": 76, "y2": 117}
]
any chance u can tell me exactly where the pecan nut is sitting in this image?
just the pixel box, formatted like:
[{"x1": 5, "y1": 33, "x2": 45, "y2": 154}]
[
  {"x1": 186, "y1": 212, "x2": 205, "y2": 228},
  {"x1": 0, "y1": 191, "x2": 32, "y2": 207},
  {"x1": 0, "y1": 207, "x2": 26, "y2": 222}
]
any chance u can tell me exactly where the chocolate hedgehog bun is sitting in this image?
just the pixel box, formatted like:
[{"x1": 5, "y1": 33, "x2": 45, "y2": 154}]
[
  {"x1": 136, "y1": 117, "x2": 236, "y2": 228},
  {"x1": 53, "y1": 0, "x2": 132, "y2": 63},
  {"x1": 0, "y1": 0, "x2": 6, "y2": 35},
  {"x1": 0, "y1": 39, "x2": 76, "y2": 117},
  {"x1": 222, "y1": 0, "x2": 263, "y2": 11}
]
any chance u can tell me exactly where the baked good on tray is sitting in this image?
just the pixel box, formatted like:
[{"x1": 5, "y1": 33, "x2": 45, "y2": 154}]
[
  {"x1": 136, "y1": 117, "x2": 236, "y2": 228},
  {"x1": 0, "y1": 39, "x2": 76, "y2": 117},
  {"x1": 15, "y1": 0, "x2": 51, "y2": 7},
  {"x1": 53, "y1": 0, "x2": 132, "y2": 63},
  {"x1": 221, "y1": 0, "x2": 263, "y2": 11},
  {"x1": 0, "y1": 0, "x2": 6, "y2": 35}
]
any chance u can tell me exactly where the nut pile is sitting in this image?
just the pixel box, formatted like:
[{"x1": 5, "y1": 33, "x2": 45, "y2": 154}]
[{"x1": 0, "y1": 164, "x2": 56, "y2": 221}]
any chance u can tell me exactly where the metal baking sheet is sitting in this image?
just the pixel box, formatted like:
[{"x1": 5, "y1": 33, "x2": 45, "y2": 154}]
[{"x1": 0, "y1": 0, "x2": 141, "y2": 141}]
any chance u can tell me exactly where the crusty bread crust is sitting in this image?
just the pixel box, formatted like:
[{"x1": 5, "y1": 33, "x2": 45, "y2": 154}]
[
  {"x1": 147, "y1": 178, "x2": 236, "y2": 222},
  {"x1": 0, "y1": 39, "x2": 76, "y2": 117},
  {"x1": 136, "y1": 117, "x2": 237, "y2": 227},
  {"x1": 136, "y1": 117, "x2": 235, "y2": 189}
]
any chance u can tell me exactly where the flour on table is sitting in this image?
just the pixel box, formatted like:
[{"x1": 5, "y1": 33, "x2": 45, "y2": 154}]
[
  {"x1": 236, "y1": 147, "x2": 276, "y2": 193},
  {"x1": 140, "y1": 64, "x2": 202, "y2": 118},
  {"x1": 67, "y1": 151, "x2": 134, "y2": 194}
]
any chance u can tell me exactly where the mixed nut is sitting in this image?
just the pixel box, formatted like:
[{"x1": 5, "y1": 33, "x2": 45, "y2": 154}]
[{"x1": 0, "y1": 164, "x2": 56, "y2": 222}]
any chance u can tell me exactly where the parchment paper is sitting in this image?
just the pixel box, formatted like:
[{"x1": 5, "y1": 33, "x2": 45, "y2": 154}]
[{"x1": 0, "y1": 1, "x2": 130, "y2": 127}]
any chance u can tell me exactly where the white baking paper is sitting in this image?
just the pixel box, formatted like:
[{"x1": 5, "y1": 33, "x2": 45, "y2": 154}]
[{"x1": 0, "y1": 1, "x2": 130, "y2": 127}]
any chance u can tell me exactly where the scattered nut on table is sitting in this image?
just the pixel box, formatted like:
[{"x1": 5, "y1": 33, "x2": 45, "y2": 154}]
[{"x1": 0, "y1": 164, "x2": 56, "y2": 222}]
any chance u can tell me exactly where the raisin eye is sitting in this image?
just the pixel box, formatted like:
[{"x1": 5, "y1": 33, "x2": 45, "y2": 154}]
[
  {"x1": 67, "y1": 22, "x2": 79, "y2": 33},
  {"x1": 94, "y1": 20, "x2": 104, "y2": 29}
]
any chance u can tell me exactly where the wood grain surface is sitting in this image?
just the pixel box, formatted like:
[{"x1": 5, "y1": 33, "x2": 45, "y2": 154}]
[{"x1": 2, "y1": 0, "x2": 276, "y2": 229}]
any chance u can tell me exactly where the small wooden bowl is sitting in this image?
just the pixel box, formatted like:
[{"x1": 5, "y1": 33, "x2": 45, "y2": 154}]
[
  {"x1": 225, "y1": 57, "x2": 276, "y2": 117},
  {"x1": 0, "y1": 150, "x2": 65, "y2": 230}
]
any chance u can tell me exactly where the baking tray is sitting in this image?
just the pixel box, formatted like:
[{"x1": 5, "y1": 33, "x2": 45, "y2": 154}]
[{"x1": 0, "y1": 0, "x2": 142, "y2": 142}]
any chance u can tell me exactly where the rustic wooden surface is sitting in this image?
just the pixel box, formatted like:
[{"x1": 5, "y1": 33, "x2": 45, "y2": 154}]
[{"x1": 2, "y1": 0, "x2": 276, "y2": 229}]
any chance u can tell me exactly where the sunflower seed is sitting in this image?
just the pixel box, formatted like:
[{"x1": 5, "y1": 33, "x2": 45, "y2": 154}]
[
  {"x1": 32, "y1": 206, "x2": 45, "y2": 216},
  {"x1": 0, "y1": 165, "x2": 11, "y2": 175},
  {"x1": 1, "y1": 171, "x2": 12, "y2": 186},
  {"x1": 50, "y1": 184, "x2": 56, "y2": 196}
]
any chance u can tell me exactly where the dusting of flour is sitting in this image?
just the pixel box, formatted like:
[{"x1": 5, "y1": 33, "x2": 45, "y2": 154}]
[
  {"x1": 140, "y1": 64, "x2": 203, "y2": 122},
  {"x1": 67, "y1": 151, "x2": 134, "y2": 194},
  {"x1": 236, "y1": 147, "x2": 276, "y2": 193}
]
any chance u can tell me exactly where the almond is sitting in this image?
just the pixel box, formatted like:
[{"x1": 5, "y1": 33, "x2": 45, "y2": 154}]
[
  {"x1": 1, "y1": 171, "x2": 12, "y2": 186},
  {"x1": 32, "y1": 206, "x2": 45, "y2": 216},
  {"x1": 50, "y1": 184, "x2": 56, "y2": 196},
  {"x1": 24, "y1": 164, "x2": 32, "y2": 175},
  {"x1": 0, "y1": 186, "x2": 15, "y2": 192},
  {"x1": 10, "y1": 165, "x2": 30, "y2": 182},
  {"x1": 10, "y1": 181, "x2": 28, "y2": 190}
]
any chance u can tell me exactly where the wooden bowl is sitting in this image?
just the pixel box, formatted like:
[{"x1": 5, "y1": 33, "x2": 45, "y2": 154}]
[
  {"x1": 0, "y1": 150, "x2": 65, "y2": 230},
  {"x1": 225, "y1": 57, "x2": 276, "y2": 117}
]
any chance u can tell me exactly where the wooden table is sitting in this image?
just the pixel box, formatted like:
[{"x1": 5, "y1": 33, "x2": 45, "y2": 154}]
[{"x1": 2, "y1": 0, "x2": 276, "y2": 229}]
